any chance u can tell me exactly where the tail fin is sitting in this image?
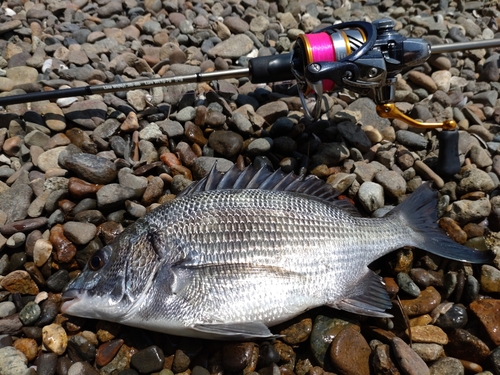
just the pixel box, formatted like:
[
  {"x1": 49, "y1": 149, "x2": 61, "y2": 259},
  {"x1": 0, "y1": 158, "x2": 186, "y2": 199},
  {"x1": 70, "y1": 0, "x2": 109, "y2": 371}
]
[{"x1": 388, "y1": 182, "x2": 493, "y2": 264}]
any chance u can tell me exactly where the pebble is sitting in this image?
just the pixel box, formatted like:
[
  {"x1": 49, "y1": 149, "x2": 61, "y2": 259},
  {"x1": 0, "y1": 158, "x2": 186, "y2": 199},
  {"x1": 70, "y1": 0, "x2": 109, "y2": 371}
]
[
  {"x1": 63, "y1": 221, "x2": 97, "y2": 245},
  {"x1": 310, "y1": 315, "x2": 359, "y2": 367},
  {"x1": 96, "y1": 339, "x2": 124, "y2": 367},
  {"x1": 445, "y1": 329, "x2": 490, "y2": 363},
  {"x1": 19, "y1": 301, "x2": 41, "y2": 326},
  {"x1": 0, "y1": 346, "x2": 29, "y2": 375},
  {"x1": 411, "y1": 343, "x2": 444, "y2": 362},
  {"x1": 59, "y1": 152, "x2": 117, "y2": 184},
  {"x1": 429, "y1": 357, "x2": 464, "y2": 375},
  {"x1": 371, "y1": 343, "x2": 400, "y2": 374},
  {"x1": 13, "y1": 337, "x2": 38, "y2": 362},
  {"x1": 0, "y1": 270, "x2": 39, "y2": 295},
  {"x1": 0, "y1": 301, "x2": 16, "y2": 318},
  {"x1": 37, "y1": 353, "x2": 59, "y2": 375},
  {"x1": 329, "y1": 328, "x2": 371, "y2": 375},
  {"x1": 400, "y1": 286, "x2": 441, "y2": 317},
  {"x1": 130, "y1": 346, "x2": 165, "y2": 374},
  {"x1": 469, "y1": 299, "x2": 500, "y2": 345},
  {"x1": 280, "y1": 318, "x2": 312, "y2": 345},
  {"x1": 391, "y1": 337, "x2": 430, "y2": 375},
  {"x1": 42, "y1": 323, "x2": 68, "y2": 355},
  {"x1": 221, "y1": 342, "x2": 257, "y2": 372},
  {"x1": 358, "y1": 181, "x2": 384, "y2": 212},
  {"x1": 407, "y1": 325, "x2": 448, "y2": 345}
]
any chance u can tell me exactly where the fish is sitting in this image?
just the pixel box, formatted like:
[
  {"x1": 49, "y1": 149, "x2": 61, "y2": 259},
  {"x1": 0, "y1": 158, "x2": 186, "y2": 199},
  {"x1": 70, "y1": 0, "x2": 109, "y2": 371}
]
[{"x1": 61, "y1": 164, "x2": 492, "y2": 339}]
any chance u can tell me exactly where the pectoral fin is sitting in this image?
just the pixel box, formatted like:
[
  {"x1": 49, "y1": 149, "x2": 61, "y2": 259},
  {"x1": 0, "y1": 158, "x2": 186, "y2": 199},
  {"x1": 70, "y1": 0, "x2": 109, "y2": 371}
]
[
  {"x1": 332, "y1": 270, "x2": 393, "y2": 318},
  {"x1": 193, "y1": 321, "x2": 274, "y2": 339}
]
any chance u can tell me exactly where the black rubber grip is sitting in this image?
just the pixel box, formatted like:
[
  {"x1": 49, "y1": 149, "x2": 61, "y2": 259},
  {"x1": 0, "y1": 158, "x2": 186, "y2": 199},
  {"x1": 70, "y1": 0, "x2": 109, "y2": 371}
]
[
  {"x1": 248, "y1": 54, "x2": 295, "y2": 84},
  {"x1": 437, "y1": 129, "x2": 461, "y2": 177}
]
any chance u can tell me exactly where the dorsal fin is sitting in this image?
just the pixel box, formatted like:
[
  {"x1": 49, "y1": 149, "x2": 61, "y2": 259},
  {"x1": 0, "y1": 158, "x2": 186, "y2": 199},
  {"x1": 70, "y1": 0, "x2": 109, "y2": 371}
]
[{"x1": 177, "y1": 163, "x2": 342, "y2": 203}]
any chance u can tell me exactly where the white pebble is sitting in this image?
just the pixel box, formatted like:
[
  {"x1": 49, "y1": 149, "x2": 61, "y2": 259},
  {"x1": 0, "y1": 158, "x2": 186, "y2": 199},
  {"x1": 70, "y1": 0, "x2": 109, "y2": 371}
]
[
  {"x1": 35, "y1": 291, "x2": 49, "y2": 304},
  {"x1": 42, "y1": 59, "x2": 53, "y2": 74}
]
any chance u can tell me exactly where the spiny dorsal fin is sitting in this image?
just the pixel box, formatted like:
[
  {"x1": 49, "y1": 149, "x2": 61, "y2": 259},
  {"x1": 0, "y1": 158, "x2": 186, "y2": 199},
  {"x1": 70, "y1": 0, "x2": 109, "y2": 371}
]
[{"x1": 177, "y1": 163, "x2": 342, "y2": 203}]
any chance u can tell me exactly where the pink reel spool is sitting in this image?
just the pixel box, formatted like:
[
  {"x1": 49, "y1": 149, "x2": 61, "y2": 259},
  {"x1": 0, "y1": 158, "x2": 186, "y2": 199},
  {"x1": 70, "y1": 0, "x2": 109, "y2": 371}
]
[{"x1": 298, "y1": 32, "x2": 336, "y2": 92}]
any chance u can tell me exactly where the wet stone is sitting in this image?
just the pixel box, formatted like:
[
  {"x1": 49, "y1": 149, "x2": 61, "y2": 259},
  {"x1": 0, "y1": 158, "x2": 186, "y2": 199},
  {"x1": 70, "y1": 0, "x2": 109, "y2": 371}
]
[
  {"x1": 400, "y1": 286, "x2": 441, "y2": 317},
  {"x1": 222, "y1": 342, "x2": 257, "y2": 372},
  {"x1": 37, "y1": 352, "x2": 59, "y2": 375},
  {"x1": 469, "y1": 299, "x2": 500, "y2": 345},
  {"x1": 172, "y1": 349, "x2": 191, "y2": 373},
  {"x1": 258, "y1": 341, "x2": 280, "y2": 368},
  {"x1": 391, "y1": 337, "x2": 430, "y2": 375},
  {"x1": 329, "y1": 328, "x2": 371, "y2": 375},
  {"x1": 36, "y1": 299, "x2": 59, "y2": 327},
  {"x1": 42, "y1": 323, "x2": 68, "y2": 355},
  {"x1": 19, "y1": 301, "x2": 41, "y2": 326},
  {"x1": 435, "y1": 303, "x2": 468, "y2": 330},
  {"x1": 67, "y1": 361, "x2": 100, "y2": 375},
  {"x1": 96, "y1": 339, "x2": 124, "y2": 367},
  {"x1": 68, "y1": 335, "x2": 96, "y2": 363},
  {"x1": 371, "y1": 343, "x2": 400, "y2": 375},
  {"x1": 0, "y1": 270, "x2": 39, "y2": 295},
  {"x1": 445, "y1": 329, "x2": 490, "y2": 363},
  {"x1": 481, "y1": 265, "x2": 500, "y2": 293},
  {"x1": 310, "y1": 315, "x2": 359, "y2": 367},
  {"x1": 280, "y1": 318, "x2": 312, "y2": 345},
  {"x1": 131, "y1": 345, "x2": 165, "y2": 374},
  {"x1": 397, "y1": 272, "x2": 421, "y2": 298},
  {"x1": 407, "y1": 325, "x2": 448, "y2": 345},
  {"x1": 46, "y1": 270, "x2": 70, "y2": 293}
]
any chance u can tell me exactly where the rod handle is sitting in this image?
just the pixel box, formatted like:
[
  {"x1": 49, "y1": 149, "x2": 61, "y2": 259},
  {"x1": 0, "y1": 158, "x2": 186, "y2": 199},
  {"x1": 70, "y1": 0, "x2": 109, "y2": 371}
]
[
  {"x1": 437, "y1": 129, "x2": 461, "y2": 178},
  {"x1": 248, "y1": 54, "x2": 295, "y2": 84}
]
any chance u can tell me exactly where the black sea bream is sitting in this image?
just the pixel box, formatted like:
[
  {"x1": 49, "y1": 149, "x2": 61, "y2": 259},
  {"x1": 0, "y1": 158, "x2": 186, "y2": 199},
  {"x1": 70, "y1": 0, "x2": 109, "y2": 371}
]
[{"x1": 61, "y1": 165, "x2": 491, "y2": 339}]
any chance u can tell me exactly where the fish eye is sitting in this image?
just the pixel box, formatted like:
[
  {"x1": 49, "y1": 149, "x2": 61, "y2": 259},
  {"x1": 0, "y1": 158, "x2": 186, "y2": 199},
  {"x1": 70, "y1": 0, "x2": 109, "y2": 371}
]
[{"x1": 88, "y1": 249, "x2": 107, "y2": 271}]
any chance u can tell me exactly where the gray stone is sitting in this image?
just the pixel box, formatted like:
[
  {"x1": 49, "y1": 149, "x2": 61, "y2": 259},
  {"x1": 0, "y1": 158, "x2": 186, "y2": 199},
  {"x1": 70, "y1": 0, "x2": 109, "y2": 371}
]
[
  {"x1": 63, "y1": 222, "x2": 97, "y2": 245},
  {"x1": 429, "y1": 357, "x2": 464, "y2": 375},
  {"x1": 0, "y1": 301, "x2": 16, "y2": 318},
  {"x1": 396, "y1": 130, "x2": 428, "y2": 149},
  {"x1": 374, "y1": 170, "x2": 406, "y2": 197},
  {"x1": 358, "y1": 181, "x2": 384, "y2": 213},
  {"x1": 0, "y1": 346, "x2": 29, "y2": 375},
  {"x1": 97, "y1": 184, "x2": 136, "y2": 208},
  {"x1": 58, "y1": 151, "x2": 117, "y2": 184}
]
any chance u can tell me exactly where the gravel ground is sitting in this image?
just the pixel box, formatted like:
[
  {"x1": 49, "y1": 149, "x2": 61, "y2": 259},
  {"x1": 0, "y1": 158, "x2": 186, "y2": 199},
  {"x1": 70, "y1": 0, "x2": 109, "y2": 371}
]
[{"x1": 1, "y1": 0, "x2": 500, "y2": 374}]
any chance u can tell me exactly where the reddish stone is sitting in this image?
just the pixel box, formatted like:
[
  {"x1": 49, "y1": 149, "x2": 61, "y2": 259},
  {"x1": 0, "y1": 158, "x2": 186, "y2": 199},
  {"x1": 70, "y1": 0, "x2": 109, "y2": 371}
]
[
  {"x1": 50, "y1": 224, "x2": 77, "y2": 263},
  {"x1": 400, "y1": 286, "x2": 441, "y2": 317},
  {"x1": 96, "y1": 339, "x2": 124, "y2": 367},
  {"x1": 469, "y1": 299, "x2": 500, "y2": 345},
  {"x1": 68, "y1": 177, "x2": 103, "y2": 198},
  {"x1": 330, "y1": 328, "x2": 371, "y2": 375},
  {"x1": 0, "y1": 270, "x2": 39, "y2": 295}
]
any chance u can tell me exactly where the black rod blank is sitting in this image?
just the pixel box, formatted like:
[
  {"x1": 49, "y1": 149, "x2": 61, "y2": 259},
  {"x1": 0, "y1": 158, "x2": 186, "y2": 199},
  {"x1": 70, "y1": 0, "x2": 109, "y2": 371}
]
[{"x1": 0, "y1": 38, "x2": 499, "y2": 107}]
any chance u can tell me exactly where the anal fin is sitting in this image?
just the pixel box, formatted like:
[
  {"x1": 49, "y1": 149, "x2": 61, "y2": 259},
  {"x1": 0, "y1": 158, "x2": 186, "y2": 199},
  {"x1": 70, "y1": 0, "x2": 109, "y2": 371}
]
[
  {"x1": 193, "y1": 321, "x2": 274, "y2": 339},
  {"x1": 333, "y1": 270, "x2": 393, "y2": 318}
]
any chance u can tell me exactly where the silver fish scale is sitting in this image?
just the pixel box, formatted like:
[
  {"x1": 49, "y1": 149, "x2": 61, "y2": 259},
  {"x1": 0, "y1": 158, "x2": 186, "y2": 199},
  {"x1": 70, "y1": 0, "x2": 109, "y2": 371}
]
[{"x1": 137, "y1": 189, "x2": 412, "y2": 326}]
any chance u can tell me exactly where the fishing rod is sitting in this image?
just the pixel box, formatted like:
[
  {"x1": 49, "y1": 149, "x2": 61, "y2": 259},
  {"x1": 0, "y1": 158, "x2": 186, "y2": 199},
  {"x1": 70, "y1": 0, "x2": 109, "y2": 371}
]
[{"x1": 1, "y1": 18, "x2": 499, "y2": 176}]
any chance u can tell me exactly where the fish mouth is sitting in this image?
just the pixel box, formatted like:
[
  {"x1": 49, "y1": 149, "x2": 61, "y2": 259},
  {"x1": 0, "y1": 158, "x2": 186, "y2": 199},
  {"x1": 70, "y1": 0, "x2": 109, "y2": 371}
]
[{"x1": 60, "y1": 289, "x2": 84, "y2": 314}]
